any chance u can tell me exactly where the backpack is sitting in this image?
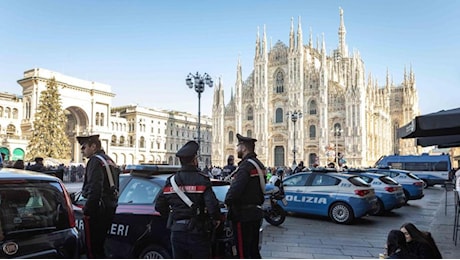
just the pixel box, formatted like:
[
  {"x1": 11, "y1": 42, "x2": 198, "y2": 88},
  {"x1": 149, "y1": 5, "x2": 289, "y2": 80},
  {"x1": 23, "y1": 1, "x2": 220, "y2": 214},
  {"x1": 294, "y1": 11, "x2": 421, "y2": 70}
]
[{"x1": 94, "y1": 154, "x2": 120, "y2": 198}]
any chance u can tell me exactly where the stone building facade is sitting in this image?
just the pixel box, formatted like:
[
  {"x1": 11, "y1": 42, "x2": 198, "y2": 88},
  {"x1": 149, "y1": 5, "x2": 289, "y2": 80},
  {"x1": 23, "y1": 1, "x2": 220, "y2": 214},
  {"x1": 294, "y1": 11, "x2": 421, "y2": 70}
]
[
  {"x1": 0, "y1": 68, "x2": 212, "y2": 166},
  {"x1": 211, "y1": 8, "x2": 419, "y2": 168}
]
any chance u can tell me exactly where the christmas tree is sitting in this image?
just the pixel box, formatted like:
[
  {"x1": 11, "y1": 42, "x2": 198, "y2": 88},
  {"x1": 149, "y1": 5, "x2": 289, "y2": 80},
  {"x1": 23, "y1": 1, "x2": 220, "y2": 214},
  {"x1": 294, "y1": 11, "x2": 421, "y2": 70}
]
[{"x1": 26, "y1": 77, "x2": 71, "y2": 161}]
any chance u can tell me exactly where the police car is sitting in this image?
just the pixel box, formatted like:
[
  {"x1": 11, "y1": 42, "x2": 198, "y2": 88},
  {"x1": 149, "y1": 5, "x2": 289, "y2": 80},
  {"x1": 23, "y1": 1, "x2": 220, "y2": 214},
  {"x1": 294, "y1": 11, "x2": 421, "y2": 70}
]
[
  {"x1": 280, "y1": 168, "x2": 377, "y2": 224},
  {"x1": 344, "y1": 169, "x2": 406, "y2": 215},
  {"x1": 366, "y1": 167, "x2": 424, "y2": 203},
  {"x1": 72, "y1": 164, "x2": 245, "y2": 258}
]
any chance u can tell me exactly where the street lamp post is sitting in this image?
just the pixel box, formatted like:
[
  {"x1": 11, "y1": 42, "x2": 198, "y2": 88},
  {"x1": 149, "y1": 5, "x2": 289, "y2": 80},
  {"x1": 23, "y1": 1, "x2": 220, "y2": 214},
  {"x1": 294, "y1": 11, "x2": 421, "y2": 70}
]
[
  {"x1": 332, "y1": 126, "x2": 343, "y2": 167},
  {"x1": 186, "y1": 72, "x2": 213, "y2": 159},
  {"x1": 287, "y1": 110, "x2": 302, "y2": 167}
]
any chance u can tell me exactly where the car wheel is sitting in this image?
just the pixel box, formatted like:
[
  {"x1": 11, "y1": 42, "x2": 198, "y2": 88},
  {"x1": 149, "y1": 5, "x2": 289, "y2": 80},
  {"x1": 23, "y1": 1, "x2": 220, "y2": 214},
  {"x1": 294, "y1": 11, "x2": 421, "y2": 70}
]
[
  {"x1": 421, "y1": 180, "x2": 428, "y2": 189},
  {"x1": 370, "y1": 198, "x2": 384, "y2": 216},
  {"x1": 139, "y1": 245, "x2": 171, "y2": 259},
  {"x1": 403, "y1": 189, "x2": 410, "y2": 204},
  {"x1": 329, "y1": 202, "x2": 354, "y2": 224}
]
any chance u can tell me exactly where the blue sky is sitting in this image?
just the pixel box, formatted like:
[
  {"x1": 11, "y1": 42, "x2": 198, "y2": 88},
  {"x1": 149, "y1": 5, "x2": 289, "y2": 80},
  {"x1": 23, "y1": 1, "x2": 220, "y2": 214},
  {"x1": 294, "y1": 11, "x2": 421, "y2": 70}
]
[{"x1": 1, "y1": 1, "x2": 459, "y2": 117}]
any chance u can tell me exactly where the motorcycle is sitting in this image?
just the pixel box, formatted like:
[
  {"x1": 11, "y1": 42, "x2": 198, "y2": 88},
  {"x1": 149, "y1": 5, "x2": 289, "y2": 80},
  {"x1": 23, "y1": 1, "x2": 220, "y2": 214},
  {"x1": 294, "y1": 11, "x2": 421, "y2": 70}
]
[{"x1": 263, "y1": 177, "x2": 287, "y2": 226}]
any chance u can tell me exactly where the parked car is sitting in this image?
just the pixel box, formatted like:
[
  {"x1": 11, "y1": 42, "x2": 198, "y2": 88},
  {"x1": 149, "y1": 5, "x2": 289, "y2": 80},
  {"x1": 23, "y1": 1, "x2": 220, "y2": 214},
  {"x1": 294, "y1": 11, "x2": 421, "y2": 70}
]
[
  {"x1": 72, "y1": 164, "x2": 259, "y2": 258},
  {"x1": 280, "y1": 168, "x2": 377, "y2": 224},
  {"x1": 0, "y1": 168, "x2": 79, "y2": 258},
  {"x1": 345, "y1": 169, "x2": 406, "y2": 215},
  {"x1": 366, "y1": 167, "x2": 424, "y2": 203}
]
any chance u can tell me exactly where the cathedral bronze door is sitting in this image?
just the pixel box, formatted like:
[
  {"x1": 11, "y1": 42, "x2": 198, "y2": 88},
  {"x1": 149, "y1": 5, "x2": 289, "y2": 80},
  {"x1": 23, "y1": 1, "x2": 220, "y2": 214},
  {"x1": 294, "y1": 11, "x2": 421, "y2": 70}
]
[{"x1": 274, "y1": 146, "x2": 285, "y2": 167}]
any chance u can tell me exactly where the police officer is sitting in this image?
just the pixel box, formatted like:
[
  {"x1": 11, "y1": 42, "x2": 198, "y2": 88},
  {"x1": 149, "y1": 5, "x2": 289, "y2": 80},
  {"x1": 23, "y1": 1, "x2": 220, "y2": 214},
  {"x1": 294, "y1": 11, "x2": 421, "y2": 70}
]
[
  {"x1": 77, "y1": 134, "x2": 118, "y2": 258},
  {"x1": 225, "y1": 133, "x2": 265, "y2": 258},
  {"x1": 156, "y1": 140, "x2": 221, "y2": 258}
]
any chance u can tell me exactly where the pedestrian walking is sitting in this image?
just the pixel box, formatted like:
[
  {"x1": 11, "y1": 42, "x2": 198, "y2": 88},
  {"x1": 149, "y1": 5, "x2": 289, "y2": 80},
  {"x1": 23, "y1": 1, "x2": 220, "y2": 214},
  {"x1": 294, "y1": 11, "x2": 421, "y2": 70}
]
[
  {"x1": 225, "y1": 133, "x2": 265, "y2": 258},
  {"x1": 78, "y1": 134, "x2": 118, "y2": 258},
  {"x1": 156, "y1": 140, "x2": 221, "y2": 258}
]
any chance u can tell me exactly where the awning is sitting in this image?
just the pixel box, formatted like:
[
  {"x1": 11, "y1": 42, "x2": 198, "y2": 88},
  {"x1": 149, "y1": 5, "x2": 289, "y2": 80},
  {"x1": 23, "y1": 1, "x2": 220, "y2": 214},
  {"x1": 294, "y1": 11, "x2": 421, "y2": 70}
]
[
  {"x1": 398, "y1": 107, "x2": 460, "y2": 139},
  {"x1": 416, "y1": 135, "x2": 460, "y2": 148}
]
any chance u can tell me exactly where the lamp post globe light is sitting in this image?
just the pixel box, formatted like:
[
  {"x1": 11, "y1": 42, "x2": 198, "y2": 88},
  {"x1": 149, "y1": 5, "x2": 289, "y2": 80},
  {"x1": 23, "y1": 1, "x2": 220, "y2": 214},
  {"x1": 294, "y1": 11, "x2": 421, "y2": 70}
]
[
  {"x1": 287, "y1": 110, "x2": 302, "y2": 168},
  {"x1": 186, "y1": 72, "x2": 213, "y2": 159}
]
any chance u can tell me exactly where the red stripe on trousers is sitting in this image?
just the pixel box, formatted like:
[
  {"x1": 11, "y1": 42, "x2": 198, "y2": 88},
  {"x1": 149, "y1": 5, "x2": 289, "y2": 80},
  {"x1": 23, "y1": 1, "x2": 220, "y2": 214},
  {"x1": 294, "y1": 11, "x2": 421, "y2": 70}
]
[
  {"x1": 236, "y1": 222, "x2": 244, "y2": 259},
  {"x1": 83, "y1": 216, "x2": 94, "y2": 258}
]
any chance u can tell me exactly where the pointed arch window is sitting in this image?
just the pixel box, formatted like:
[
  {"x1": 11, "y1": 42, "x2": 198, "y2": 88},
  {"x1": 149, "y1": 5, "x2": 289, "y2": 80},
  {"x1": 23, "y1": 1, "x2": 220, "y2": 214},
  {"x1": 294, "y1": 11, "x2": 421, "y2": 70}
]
[
  {"x1": 247, "y1": 107, "x2": 253, "y2": 121},
  {"x1": 139, "y1": 136, "x2": 145, "y2": 148},
  {"x1": 275, "y1": 108, "x2": 284, "y2": 123},
  {"x1": 309, "y1": 100, "x2": 317, "y2": 115},
  {"x1": 309, "y1": 125, "x2": 316, "y2": 139},
  {"x1": 228, "y1": 131, "x2": 234, "y2": 144},
  {"x1": 275, "y1": 71, "x2": 284, "y2": 93}
]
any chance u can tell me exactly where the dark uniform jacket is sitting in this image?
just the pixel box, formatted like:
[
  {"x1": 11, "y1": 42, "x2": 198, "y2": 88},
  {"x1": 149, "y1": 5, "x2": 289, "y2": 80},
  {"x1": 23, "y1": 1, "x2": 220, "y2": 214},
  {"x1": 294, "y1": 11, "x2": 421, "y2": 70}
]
[
  {"x1": 156, "y1": 165, "x2": 220, "y2": 232},
  {"x1": 81, "y1": 150, "x2": 118, "y2": 216},
  {"x1": 224, "y1": 152, "x2": 265, "y2": 222}
]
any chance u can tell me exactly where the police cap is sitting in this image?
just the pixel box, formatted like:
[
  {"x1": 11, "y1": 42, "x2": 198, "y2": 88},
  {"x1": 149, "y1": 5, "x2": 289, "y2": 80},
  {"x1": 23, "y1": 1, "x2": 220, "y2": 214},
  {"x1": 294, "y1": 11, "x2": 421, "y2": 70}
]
[
  {"x1": 76, "y1": 134, "x2": 100, "y2": 145},
  {"x1": 236, "y1": 133, "x2": 257, "y2": 145},
  {"x1": 176, "y1": 140, "x2": 199, "y2": 159}
]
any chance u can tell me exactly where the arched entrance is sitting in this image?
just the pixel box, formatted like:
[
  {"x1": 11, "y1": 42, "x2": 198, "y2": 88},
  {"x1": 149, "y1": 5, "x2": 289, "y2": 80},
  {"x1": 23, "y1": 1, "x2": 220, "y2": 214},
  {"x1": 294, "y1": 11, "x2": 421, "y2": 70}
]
[
  {"x1": 12, "y1": 148, "x2": 25, "y2": 160},
  {"x1": 65, "y1": 106, "x2": 89, "y2": 163},
  {"x1": 0, "y1": 147, "x2": 10, "y2": 160},
  {"x1": 274, "y1": 146, "x2": 285, "y2": 167}
]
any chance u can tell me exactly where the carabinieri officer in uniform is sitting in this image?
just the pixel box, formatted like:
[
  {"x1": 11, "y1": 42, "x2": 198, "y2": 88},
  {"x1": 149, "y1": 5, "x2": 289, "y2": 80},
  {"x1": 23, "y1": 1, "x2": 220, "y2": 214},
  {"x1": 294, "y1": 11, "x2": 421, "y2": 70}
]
[
  {"x1": 225, "y1": 133, "x2": 266, "y2": 259},
  {"x1": 156, "y1": 140, "x2": 221, "y2": 258}
]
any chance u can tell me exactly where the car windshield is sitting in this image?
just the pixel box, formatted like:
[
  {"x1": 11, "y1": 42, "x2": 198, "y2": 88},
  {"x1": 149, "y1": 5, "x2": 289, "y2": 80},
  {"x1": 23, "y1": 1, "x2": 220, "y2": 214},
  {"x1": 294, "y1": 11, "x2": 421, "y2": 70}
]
[
  {"x1": 212, "y1": 185, "x2": 229, "y2": 203},
  {"x1": 0, "y1": 182, "x2": 70, "y2": 234}
]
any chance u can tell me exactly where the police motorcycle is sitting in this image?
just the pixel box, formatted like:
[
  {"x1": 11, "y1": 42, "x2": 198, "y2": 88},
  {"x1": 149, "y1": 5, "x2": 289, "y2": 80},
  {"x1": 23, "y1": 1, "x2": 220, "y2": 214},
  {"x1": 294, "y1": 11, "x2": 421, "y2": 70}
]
[{"x1": 263, "y1": 175, "x2": 287, "y2": 226}]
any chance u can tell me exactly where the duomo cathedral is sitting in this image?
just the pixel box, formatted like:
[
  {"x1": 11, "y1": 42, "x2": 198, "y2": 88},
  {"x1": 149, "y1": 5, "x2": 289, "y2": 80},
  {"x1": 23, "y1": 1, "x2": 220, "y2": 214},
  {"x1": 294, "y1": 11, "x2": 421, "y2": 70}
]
[{"x1": 211, "y1": 8, "x2": 419, "y2": 168}]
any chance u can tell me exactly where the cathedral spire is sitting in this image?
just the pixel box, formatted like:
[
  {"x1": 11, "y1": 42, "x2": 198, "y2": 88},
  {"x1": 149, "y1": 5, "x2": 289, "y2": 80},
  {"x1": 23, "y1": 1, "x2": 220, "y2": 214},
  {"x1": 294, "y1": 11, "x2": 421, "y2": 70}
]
[
  {"x1": 403, "y1": 65, "x2": 408, "y2": 86},
  {"x1": 297, "y1": 16, "x2": 303, "y2": 51},
  {"x1": 236, "y1": 55, "x2": 242, "y2": 83},
  {"x1": 338, "y1": 7, "x2": 348, "y2": 58},
  {"x1": 289, "y1": 17, "x2": 295, "y2": 52},
  {"x1": 386, "y1": 67, "x2": 390, "y2": 87},
  {"x1": 309, "y1": 27, "x2": 313, "y2": 48},
  {"x1": 255, "y1": 26, "x2": 260, "y2": 59},
  {"x1": 321, "y1": 33, "x2": 326, "y2": 54},
  {"x1": 263, "y1": 24, "x2": 267, "y2": 58}
]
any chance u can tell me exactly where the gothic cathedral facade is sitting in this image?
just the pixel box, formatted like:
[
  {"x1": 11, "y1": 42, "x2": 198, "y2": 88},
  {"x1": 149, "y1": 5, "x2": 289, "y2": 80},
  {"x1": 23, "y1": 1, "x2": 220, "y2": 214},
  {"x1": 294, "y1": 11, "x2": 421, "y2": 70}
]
[{"x1": 211, "y1": 8, "x2": 419, "y2": 168}]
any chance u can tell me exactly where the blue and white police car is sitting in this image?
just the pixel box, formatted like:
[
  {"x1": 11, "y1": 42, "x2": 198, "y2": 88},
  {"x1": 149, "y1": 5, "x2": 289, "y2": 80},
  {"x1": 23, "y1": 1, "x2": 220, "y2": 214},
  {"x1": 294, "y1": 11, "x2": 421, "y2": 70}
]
[
  {"x1": 366, "y1": 167, "x2": 424, "y2": 203},
  {"x1": 345, "y1": 169, "x2": 406, "y2": 215},
  {"x1": 280, "y1": 168, "x2": 377, "y2": 224},
  {"x1": 72, "y1": 164, "x2": 249, "y2": 258}
]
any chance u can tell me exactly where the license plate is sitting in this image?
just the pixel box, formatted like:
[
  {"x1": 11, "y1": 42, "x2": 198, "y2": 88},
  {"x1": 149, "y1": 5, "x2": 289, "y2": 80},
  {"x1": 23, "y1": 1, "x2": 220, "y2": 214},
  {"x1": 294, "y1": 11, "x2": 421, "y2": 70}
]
[{"x1": 282, "y1": 198, "x2": 288, "y2": 206}]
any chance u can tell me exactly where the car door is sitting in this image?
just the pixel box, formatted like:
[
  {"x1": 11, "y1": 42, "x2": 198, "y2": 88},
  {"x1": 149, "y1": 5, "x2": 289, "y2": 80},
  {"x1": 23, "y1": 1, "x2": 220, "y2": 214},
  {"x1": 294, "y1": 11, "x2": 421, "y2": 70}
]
[
  {"x1": 307, "y1": 174, "x2": 340, "y2": 216},
  {"x1": 281, "y1": 173, "x2": 311, "y2": 213},
  {"x1": 106, "y1": 177, "x2": 169, "y2": 258}
]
